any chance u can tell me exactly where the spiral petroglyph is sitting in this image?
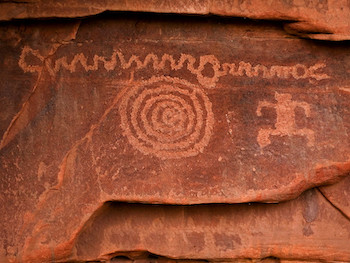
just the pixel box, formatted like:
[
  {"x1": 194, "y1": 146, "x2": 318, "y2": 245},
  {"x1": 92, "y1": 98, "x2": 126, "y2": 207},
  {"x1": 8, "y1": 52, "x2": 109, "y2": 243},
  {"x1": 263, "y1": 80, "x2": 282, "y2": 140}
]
[{"x1": 119, "y1": 77, "x2": 214, "y2": 159}]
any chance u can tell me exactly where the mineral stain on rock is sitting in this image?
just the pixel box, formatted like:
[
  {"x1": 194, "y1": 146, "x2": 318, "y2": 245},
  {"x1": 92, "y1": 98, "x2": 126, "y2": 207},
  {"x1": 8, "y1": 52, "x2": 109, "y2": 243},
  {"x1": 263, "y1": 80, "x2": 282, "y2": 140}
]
[
  {"x1": 214, "y1": 233, "x2": 240, "y2": 250},
  {"x1": 303, "y1": 190, "x2": 319, "y2": 223},
  {"x1": 302, "y1": 189, "x2": 319, "y2": 236},
  {"x1": 186, "y1": 232, "x2": 205, "y2": 252},
  {"x1": 302, "y1": 224, "x2": 314, "y2": 237}
]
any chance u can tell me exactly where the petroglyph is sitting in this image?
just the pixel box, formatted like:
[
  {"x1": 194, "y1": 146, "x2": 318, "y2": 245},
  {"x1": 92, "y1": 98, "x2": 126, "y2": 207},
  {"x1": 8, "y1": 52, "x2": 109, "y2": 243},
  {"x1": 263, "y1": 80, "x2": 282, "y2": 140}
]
[
  {"x1": 19, "y1": 46, "x2": 44, "y2": 73},
  {"x1": 119, "y1": 76, "x2": 214, "y2": 159},
  {"x1": 19, "y1": 46, "x2": 330, "y2": 88},
  {"x1": 256, "y1": 92, "x2": 315, "y2": 148}
]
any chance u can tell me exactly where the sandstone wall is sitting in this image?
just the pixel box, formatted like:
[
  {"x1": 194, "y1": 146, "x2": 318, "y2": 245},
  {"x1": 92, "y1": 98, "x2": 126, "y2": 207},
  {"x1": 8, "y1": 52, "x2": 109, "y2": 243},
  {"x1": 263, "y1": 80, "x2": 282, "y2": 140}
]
[{"x1": 1, "y1": 2, "x2": 350, "y2": 263}]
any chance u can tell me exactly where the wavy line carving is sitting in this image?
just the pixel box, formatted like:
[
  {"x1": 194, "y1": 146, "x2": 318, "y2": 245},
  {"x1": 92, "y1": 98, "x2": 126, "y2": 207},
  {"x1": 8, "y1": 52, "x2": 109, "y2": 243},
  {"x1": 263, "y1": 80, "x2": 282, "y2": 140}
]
[{"x1": 19, "y1": 46, "x2": 330, "y2": 88}]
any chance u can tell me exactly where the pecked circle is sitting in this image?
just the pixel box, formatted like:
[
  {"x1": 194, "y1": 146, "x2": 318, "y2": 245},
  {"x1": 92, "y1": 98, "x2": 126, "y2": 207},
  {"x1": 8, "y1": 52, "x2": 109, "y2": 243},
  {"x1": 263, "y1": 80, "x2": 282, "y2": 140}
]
[
  {"x1": 119, "y1": 77, "x2": 214, "y2": 159},
  {"x1": 136, "y1": 88, "x2": 198, "y2": 144},
  {"x1": 145, "y1": 99, "x2": 192, "y2": 142}
]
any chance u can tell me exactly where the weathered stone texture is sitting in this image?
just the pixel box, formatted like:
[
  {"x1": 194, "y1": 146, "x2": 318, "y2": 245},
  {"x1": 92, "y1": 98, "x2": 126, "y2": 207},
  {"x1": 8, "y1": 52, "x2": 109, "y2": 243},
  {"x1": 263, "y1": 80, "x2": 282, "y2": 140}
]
[
  {"x1": 73, "y1": 189, "x2": 350, "y2": 262},
  {"x1": 320, "y1": 175, "x2": 350, "y2": 219},
  {"x1": 1, "y1": 0, "x2": 350, "y2": 40},
  {"x1": 0, "y1": 9, "x2": 350, "y2": 263}
]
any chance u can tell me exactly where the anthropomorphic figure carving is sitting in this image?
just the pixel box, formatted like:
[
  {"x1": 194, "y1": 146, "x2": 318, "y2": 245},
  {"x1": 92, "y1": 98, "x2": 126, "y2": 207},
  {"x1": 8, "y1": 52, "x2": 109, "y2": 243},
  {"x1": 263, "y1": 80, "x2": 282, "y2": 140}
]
[{"x1": 256, "y1": 92, "x2": 314, "y2": 149}]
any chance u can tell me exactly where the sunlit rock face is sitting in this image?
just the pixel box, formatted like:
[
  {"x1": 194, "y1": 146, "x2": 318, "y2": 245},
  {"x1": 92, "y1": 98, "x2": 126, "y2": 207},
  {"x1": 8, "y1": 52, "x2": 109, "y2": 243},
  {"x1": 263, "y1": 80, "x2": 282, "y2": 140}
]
[{"x1": 0, "y1": 7, "x2": 350, "y2": 263}]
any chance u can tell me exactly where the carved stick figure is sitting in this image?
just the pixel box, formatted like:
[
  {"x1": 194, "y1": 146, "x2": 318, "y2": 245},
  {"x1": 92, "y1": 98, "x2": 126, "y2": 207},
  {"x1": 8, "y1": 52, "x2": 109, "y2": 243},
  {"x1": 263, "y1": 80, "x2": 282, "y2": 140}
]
[{"x1": 256, "y1": 92, "x2": 315, "y2": 149}]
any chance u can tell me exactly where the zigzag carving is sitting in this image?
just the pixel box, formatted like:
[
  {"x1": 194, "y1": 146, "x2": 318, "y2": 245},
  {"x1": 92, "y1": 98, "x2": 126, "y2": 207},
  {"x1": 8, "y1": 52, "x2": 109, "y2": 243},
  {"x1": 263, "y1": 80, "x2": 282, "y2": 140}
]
[{"x1": 19, "y1": 46, "x2": 330, "y2": 88}]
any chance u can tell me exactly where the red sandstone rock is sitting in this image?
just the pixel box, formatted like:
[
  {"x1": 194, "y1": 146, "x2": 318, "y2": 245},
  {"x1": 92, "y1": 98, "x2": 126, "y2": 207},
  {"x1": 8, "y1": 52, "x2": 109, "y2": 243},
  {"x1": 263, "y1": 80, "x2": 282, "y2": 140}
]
[
  {"x1": 319, "y1": 175, "x2": 350, "y2": 219},
  {"x1": 72, "y1": 190, "x2": 350, "y2": 261},
  {"x1": 109, "y1": 259, "x2": 317, "y2": 263},
  {"x1": 3, "y1": 14, "x2": 349, "y2": 204},
  {"x1": 1, "y1": 11, "x2": 350, "y2": 263},
  {"x1": 0, "y1": 0, "x2": 350, "y2": 40}
]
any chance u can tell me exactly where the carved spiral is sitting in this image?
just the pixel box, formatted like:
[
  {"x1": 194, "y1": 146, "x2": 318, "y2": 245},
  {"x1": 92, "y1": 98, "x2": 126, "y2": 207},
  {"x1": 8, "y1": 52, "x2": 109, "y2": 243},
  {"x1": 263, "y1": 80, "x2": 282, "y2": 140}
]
[{"x1": 119, "y1": 77, "x2": 214, "y2": 159}]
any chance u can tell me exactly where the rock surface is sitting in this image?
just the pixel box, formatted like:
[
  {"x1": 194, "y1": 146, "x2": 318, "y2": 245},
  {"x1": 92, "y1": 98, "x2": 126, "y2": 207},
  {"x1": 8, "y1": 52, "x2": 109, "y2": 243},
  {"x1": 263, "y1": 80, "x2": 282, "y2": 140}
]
[
  {"x1": 0, "y1": 0, "x2": 350, "y2": 40},
  {"x1": 320, "y1": 174, "x2": 350, "y2": 219},
  {"x1": 73, "y1": 189, "x2": 350, "y2": 262},
  {"x1": 0, "y1": 11, "x2": 350, "y2": 263}
]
